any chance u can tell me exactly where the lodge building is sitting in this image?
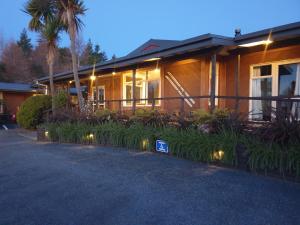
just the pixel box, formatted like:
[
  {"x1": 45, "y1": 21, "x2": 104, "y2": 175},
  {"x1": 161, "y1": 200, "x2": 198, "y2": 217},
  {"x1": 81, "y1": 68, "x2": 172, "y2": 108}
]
[{"x1": 38, "y1": 22, "x2": 300, "y2": 120}]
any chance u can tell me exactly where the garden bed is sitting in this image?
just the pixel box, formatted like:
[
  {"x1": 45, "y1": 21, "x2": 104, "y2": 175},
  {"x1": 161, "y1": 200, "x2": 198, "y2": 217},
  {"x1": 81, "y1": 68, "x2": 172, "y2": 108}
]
[{"x1": 38, "y1": 119, "x2": 300, "y2": 181}]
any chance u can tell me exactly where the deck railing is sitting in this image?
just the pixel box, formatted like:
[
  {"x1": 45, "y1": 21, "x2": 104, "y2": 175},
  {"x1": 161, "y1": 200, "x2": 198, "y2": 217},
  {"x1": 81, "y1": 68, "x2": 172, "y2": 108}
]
[{"x1": 88, "y1": 95, "x2": 300, "y2": 118}]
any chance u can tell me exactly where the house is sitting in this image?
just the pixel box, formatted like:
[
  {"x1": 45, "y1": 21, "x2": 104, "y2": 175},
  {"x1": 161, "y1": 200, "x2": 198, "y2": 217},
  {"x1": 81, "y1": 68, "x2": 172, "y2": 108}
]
[
  {"x1": 38, "y1": 22, "x2": 300, "y2": 120},
  {"x1": 0, "y1": 82, "x2": 37, "y2": 117}
]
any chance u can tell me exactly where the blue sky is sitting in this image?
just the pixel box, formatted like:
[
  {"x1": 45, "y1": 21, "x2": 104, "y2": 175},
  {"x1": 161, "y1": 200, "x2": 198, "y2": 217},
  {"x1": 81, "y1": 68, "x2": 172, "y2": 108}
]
[{"x1": 0, "y1": 0, "x2": 300, "y2": 58}]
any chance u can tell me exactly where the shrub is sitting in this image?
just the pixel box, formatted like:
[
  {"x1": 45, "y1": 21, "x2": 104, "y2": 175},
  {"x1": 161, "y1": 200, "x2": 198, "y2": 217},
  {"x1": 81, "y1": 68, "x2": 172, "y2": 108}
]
[
  {"x1": 53, "y1": 91, "x2": 68, "y2": 109},
  {"x1": 17, "y1": 95, "x2": 51, "y2": 129},
  {"x1": 192, "y1": 109, "x2": 212, "y2": 124}
]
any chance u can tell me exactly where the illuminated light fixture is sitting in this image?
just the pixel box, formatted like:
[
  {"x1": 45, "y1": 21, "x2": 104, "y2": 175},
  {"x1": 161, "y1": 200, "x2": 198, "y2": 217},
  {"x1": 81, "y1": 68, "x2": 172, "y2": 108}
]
[
  {"x1": 69, "y1": 81, "x2": 73, "y2": 84},
  {"x1": 90, "y1": 75, "x2": 96, "y2": 81},
  {"x1": 90, "y1": 63, "x2": 96, "y2": 81},
  {"x1": 87, "y1": 133, "x2": 94, "y2": 140},
  {"x1": 213, "y1": 150, "x2": 225, "y2": 161},
  {"x1": 45, "y1": 131, "x2": 49, "y2": 137},
  {"x1": 144, "y1": 57, "x2": 161, "y2": 62},
  {"x1": 239, "y1": 39, "x2": 273, "y2": 47},
  {"x1": 112, "y1": 71, "x2": 116, "y2": 75}
]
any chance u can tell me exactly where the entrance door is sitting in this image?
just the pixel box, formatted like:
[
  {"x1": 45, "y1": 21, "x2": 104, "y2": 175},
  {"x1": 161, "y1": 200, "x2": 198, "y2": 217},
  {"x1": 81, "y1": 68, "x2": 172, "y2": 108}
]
[{"x1": 93, "y1": 85, "x2": 105, "y2": 109}]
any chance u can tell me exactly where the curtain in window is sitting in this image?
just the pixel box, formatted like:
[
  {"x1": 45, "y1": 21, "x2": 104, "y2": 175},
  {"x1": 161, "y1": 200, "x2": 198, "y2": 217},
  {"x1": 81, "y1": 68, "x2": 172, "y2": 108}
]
[
  {"x1": 292, "y1": 64, "x2": 300, "y2": 118},
  {"x1": 252, "y1": 79, "x2": 262, "y2": 119}
]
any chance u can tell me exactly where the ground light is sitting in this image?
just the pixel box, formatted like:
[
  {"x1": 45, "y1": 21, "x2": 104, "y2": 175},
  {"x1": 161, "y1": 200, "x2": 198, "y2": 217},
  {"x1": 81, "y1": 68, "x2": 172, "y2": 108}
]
[
  {"x1": 213, "y1": 150, "x2": 225, "y2": 160},
  {"x1": 142, "y1": 139, "x2": 149, "y2": 150},
  {"x1": 88, "y1": 133, "x2": 94, "y2": 140}
]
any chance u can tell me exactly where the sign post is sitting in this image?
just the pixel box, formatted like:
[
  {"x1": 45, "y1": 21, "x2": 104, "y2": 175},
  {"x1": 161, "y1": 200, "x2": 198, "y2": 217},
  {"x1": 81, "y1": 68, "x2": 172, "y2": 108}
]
[{"x1": 156, "y1": 140, "x2": 169, "y2": 154}]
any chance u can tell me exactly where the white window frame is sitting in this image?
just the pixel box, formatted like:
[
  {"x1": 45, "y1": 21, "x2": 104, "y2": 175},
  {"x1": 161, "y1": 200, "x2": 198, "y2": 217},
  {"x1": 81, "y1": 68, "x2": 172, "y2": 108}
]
[
  {"x1": 249, "y1": 58, "x2": 300, "y2": 120},
  {"x1": 93, "y1": 85, "x2": 105, "y2": 108},
  {"x1": 122, "y1": 70, "x2": 161, "y2": 107}
]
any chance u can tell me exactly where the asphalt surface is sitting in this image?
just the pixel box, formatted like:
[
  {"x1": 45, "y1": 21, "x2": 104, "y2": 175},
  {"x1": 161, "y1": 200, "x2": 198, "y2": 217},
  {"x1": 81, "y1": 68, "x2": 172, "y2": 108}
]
[{"x1": 0, "y1": 130, "x2": 299, "y2": 225}]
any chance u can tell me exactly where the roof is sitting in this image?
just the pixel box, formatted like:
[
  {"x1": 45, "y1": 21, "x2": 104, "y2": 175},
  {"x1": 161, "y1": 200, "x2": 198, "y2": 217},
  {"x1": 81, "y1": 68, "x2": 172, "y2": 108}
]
[
  {"x1": 234, "y1": 21, "x2": 300, "y2": 44},
  {"x1": 38, "y1": 21, "x2": 300, "y2": 83},
  {"x1": 38, "y1": 34, "x2": 233, "y2": 82},
  {"x1": 0, "y1": 82, "x2": 36, "y2": 93}
]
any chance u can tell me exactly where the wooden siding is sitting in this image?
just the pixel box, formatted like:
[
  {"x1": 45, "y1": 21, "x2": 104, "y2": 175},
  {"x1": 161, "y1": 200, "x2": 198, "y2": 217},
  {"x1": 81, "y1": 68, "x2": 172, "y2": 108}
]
[
  {"x1": 162, "y1": 58, "x2": 210, "y2": 113},
  {"x1": 3, "y1": 92, "x2": 33, "y2": 115}
]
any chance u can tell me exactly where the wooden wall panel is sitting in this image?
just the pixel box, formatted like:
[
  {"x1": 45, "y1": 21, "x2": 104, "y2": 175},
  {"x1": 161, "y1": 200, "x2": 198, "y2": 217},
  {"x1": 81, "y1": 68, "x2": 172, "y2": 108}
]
[
  {"x1": 3, "y1": 92, "x2": 33, "y2": 115},
  {"x1": 162, "y1": 58, "x2": 210, "y2": 113}
]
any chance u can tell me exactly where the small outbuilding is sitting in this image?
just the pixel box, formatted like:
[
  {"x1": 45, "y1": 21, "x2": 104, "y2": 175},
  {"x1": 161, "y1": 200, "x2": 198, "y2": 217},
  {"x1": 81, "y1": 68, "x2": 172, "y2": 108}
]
[{"x1": 0, "y1": 82, "x2": 37, "y2": 118}]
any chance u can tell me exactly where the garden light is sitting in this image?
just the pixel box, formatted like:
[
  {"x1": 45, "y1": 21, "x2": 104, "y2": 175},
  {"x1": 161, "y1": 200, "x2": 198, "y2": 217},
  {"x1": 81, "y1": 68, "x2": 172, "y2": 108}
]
[
  {"x1": 142, "y1": 139, "x2": 149, "y2": 150},
  {"x1": 213, "y1": 150, "x2": 224, "y2": 160}
]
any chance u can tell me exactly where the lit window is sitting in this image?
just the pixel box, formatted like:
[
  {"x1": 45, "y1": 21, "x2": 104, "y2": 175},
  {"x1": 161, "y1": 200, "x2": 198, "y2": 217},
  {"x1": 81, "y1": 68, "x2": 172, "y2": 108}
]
[{"x1": 123, "y1": 69, "x2": 160, "y2": 107}]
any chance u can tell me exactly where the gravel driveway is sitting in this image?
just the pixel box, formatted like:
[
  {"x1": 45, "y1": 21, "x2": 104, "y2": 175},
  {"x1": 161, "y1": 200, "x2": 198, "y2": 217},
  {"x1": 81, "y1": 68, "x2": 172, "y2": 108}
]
[{"x1": 0, "y1": 130, "x2": 299, "y2": 225}]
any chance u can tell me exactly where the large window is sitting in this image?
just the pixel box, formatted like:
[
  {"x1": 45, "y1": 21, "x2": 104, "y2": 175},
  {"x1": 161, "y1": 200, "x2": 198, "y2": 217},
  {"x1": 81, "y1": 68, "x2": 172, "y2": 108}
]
[
  {"x1": 250, "y1": 60, "x2": 300, "y2": 120},
  {"x1": 123, "y1": 69, "x2": 160, "y2": 106}
]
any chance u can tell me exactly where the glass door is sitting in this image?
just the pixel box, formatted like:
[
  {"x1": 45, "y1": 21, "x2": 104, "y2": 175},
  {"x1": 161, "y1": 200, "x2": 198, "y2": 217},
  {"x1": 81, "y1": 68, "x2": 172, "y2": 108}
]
[
  {"x1": 93, "y1": 85, "x2": 105, "y2": 109},
  {"x1": 251, "y1": 65, "x2": 273, "y2": 120},
  {"x1": 278, "y1": 63, "x2": 300, "y2": 117}
]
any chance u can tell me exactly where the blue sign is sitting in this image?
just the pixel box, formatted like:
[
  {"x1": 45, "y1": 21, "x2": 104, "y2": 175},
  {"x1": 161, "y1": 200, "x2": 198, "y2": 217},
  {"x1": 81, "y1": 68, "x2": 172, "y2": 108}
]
[{"x1": 156, "y1": 140, "x2": 169, "y2": 153}]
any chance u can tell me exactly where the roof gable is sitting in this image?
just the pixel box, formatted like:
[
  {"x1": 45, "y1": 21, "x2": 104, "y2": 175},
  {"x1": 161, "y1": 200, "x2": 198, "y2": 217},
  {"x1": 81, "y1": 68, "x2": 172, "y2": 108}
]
[{"x1": 127, "y1": 39, "x2": 180, "y2": 57}]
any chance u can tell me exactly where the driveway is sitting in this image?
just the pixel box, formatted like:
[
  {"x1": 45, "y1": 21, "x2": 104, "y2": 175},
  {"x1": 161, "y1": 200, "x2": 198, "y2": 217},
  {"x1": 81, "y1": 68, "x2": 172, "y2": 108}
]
[{"x1": 0, "y1": 130, "x2": 299, "y2": 225}]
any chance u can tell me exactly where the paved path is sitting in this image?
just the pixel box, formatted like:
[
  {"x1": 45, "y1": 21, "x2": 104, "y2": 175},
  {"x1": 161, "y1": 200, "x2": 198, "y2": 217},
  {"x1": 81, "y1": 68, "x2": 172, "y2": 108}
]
[{"x1": 0, "y1": 130, "x2": 299, "y2": 225}]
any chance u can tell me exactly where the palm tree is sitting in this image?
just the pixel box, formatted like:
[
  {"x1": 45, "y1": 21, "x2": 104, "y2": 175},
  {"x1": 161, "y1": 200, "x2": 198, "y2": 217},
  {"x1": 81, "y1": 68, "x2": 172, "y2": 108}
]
[
  {"x1": 57, "y1": 0, "x2": 86, "y2": 111},
  {"x1": 41, "y1": 19, "x2": 61, "y2": 113},
  {"x1": 24, "y1": 0, "x2": 58, "y2": 112}
]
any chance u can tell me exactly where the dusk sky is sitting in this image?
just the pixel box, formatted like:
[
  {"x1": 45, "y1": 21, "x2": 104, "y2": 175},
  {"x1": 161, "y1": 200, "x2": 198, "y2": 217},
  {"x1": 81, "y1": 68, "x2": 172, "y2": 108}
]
[{"x1": 0, "y1": 0, "x2": 300, "y2": 58}]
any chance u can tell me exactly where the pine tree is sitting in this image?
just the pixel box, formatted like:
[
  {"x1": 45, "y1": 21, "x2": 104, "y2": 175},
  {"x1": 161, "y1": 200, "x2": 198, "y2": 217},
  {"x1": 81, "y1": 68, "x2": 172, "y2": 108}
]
[
  {"x1": 81, "y1": 39, "x2": 107, "y2": 65},
  {"x1": 17, "y1": 29, "x2": 33, "y2": 56}
]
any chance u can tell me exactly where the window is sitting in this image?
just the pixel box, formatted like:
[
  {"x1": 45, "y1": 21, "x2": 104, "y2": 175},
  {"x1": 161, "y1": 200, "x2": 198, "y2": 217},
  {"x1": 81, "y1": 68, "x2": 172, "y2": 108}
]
[
  {"x1": 250, "y1": 60, "x2": 300, "y2": 120},
  {"x1": 123, "y1": 69, "x2": 160, "y2": 106}
]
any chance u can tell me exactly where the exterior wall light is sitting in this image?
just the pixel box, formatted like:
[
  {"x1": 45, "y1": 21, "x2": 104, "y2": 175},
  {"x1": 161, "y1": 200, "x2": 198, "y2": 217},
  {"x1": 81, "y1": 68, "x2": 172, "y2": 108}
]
[
  {"x1": 239, "y1": 39, "x2": 273, "y2": 47},
  {"x1": 90, "y1": 75, "x2": 96, "y2": 81},
  {"x1": 145, "y1": 57, "x2": 161, "y2": 62},
  {"x1": 112, "y1": 71, "x2": 116, "y2": 75},
  {"x1": 45, "y1": 131, "x2": 49, "y2": 137}
]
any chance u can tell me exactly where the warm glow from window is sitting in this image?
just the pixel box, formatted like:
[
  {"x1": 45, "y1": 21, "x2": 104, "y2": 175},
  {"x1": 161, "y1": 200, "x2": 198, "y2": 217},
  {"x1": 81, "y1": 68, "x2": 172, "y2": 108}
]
[{"x1": 239, "y1": 39, "x2": 273, "y2": 47}]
